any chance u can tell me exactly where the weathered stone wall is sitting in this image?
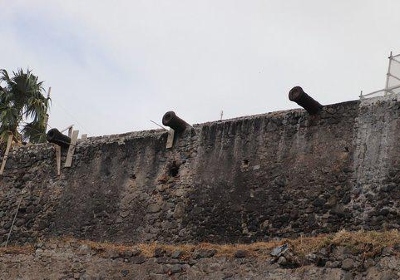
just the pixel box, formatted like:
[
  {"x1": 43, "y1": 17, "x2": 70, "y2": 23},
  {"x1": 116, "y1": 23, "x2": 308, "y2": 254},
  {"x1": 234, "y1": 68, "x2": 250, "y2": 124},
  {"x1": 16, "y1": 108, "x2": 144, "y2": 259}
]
[
  {"x1": 1, "y1": 234, "x2": 400, "y2": 280},
  {"x1": 1, "y1": 95, "x2": 400, "y2": 245}
]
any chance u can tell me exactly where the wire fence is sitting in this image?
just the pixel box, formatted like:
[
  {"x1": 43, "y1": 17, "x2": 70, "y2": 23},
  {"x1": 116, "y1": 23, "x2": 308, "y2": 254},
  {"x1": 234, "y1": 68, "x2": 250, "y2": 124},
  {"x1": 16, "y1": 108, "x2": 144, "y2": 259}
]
[{"x1": 360, "y1": 52, "x2": 400, "y2": 99}]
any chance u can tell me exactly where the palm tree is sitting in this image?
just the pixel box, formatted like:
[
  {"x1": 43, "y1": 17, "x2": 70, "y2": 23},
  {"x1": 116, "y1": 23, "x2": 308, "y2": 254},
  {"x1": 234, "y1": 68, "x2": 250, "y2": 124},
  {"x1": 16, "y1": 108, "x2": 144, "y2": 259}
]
[{"x1": 0, "y1": 69, "x2": 50, "y2": 148}]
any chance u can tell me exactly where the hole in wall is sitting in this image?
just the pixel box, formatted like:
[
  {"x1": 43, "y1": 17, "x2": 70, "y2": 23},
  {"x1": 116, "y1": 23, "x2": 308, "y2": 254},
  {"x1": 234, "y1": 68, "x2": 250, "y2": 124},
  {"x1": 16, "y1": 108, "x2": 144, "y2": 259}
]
[
  {"x1": 169, "y1": 161, "x2": 180, "y2": 177},
  {"x1": 242, "y1": 159, "x2": 249, "y2": 168}
]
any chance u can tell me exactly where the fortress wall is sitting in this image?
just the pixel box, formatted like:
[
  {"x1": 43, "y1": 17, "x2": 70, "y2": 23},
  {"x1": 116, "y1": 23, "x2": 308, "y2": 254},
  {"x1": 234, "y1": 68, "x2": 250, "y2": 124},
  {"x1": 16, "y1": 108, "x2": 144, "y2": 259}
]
[{"x1": 1, "y1": 96, "x2": 400, "y2": 245}]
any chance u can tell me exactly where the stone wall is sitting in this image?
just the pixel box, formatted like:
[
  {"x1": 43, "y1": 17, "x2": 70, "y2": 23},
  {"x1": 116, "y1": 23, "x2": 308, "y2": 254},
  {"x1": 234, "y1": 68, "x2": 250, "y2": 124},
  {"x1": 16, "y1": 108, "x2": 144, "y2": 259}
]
[
  {"x1": 1, "y1": 95, "x2": 400, "y2": 245},
  {"x1": 1, "y1": 233, "x2": 400, "y2": 280}
]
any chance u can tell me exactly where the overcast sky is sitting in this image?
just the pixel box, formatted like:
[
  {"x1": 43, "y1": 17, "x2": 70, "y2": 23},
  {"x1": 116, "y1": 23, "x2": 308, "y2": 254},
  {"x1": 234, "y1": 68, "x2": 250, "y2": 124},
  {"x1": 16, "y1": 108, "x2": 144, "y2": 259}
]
[{"x1": 1, "y1": 0, "x2": 399, "y2": 136}]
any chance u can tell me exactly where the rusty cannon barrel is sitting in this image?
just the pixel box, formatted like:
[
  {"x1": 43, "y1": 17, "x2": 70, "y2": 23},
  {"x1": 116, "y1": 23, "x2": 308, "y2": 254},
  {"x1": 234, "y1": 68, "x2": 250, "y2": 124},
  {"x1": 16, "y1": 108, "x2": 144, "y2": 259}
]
[
  {"x1": 46, "y1": 128, "x2": 71, "y2": 149},
  {"x1": 288, "y1": 86, "x2": 323, "y2": 115},
  {"x1": 162, "y1": 111, "x2": 189, "y2": 133}
]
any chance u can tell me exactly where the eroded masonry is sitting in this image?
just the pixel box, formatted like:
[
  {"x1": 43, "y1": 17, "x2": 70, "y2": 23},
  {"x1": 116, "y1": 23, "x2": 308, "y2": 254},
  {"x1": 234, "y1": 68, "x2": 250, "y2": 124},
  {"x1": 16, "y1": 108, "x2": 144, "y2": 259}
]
[{"x1": 1, "y1": 95, "x2": 400, "y2": 246}]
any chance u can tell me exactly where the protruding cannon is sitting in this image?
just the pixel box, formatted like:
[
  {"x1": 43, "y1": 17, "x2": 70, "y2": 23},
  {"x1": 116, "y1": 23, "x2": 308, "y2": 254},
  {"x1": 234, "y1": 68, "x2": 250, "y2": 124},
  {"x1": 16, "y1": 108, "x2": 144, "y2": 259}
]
[
  {"x1": 289, "y1": 86, "x2": 323, "y2": 115},
  {"x1": 162, "y1": 111, "x2": 189, "y2": 133},
  {"x1": 46, "y1": 128, "x2": 71, "y2": 149}
]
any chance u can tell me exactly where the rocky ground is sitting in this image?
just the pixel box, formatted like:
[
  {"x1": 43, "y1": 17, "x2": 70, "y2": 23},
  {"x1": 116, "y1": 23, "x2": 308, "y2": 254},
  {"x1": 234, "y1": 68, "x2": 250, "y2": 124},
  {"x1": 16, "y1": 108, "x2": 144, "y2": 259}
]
[{"x1": 1, "y1": 230, "x2": 400, "y2": 280}]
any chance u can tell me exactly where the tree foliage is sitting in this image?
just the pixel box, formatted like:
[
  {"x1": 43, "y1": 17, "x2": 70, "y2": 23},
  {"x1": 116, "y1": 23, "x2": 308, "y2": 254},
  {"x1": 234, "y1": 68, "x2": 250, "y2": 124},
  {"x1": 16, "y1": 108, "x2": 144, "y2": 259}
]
[{"x1": 0, "y1": 69, "x2": 50, "y2": 147}]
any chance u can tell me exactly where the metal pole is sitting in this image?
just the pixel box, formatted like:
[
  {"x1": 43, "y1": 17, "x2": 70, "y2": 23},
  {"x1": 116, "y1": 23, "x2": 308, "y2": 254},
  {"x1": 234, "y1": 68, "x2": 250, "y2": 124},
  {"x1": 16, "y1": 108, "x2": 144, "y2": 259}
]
[
  {"x1": 363, "y1": 84, "x2": 400, "y2": 98},
  {"x1": 150, "y1": 120, "x2": 167, "y2": 131},
  {"x1": 5, "y1": 197, "x2": 22, "y2": 248},
  {"x1": 385, "y1": 51, "x2": 393, "y2": 96}
]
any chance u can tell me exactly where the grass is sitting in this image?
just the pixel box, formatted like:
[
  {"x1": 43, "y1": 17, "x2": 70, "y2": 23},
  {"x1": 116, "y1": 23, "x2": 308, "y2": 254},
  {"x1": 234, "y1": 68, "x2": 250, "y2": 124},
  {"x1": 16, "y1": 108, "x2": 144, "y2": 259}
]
[
  {"x1": 1, "y1": 230, "x2": 400, "y2": 259},
  {"x1": 0, "y1": 244, "x2": 34, "y2": 255}
]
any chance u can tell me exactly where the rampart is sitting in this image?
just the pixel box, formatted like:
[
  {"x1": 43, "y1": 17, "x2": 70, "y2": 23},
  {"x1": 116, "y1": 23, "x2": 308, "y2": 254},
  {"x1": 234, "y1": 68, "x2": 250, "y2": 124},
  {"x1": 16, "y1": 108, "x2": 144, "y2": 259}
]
[{"x1": 1, "y1": 95, "x2": 400, "y2": 246}]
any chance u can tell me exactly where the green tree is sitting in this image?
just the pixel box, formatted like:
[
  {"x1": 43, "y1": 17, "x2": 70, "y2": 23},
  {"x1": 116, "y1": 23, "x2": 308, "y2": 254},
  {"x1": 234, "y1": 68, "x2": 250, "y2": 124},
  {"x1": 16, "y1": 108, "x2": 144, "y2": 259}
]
[{"x1": 0, "y1": 69, "x2": 50, "y2": 147}]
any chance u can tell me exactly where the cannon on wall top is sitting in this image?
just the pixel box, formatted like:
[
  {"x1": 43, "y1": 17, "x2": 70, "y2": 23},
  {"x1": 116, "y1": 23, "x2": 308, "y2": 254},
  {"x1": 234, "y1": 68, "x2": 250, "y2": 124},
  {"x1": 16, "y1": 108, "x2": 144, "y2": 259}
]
[
  {"x1": 46, "y1": 128, "x2": 71, "y2": 149},
  {"x1": 289, "y1": 86, "x2": 323, "y2": 115},
  {"x1": 162, "y1": 111, "x2": 190, "y2": 133}
]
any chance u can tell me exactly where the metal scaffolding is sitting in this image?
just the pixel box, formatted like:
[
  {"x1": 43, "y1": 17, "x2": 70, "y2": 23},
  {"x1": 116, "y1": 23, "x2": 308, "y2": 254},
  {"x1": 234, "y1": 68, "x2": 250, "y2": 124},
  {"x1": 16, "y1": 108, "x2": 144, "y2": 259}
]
[{"x1": 360, "y1": 51, "x2": 400, "y2": 99}]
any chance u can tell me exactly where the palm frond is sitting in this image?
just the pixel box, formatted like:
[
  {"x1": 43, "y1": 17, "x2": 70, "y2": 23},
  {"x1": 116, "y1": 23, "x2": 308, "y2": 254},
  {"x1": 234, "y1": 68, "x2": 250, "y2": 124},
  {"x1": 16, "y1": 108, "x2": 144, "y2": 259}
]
[
  {"x1": 21, "y1": 121, "x2": 46, "y2": 143},
  {"x1": 0, "y1": 68, "x2": 49, "y2": 145}
]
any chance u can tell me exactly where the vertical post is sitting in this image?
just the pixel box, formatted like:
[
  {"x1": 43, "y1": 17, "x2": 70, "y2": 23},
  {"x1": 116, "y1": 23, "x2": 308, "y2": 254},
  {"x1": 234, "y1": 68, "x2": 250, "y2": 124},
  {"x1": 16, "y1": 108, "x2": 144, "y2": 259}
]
[
  {"x1": 166, "y1": 129, "x2": 175, "y2": 149},
  {"x1": 68, "y1": 127, "x2": 73, "y2": 138},
  {"x1": 43, "y1": 87, "x2": 51, "y2": 129},
  {"x1": 65, "y1": 130, "x2": 79, "y2": 168},
  {"x1": 0, "y1": 134, "x2": 13, "y2": 175},
  {"x1": 43, "y1": 114, "x2": 49, "y2": 130},
  {"x1": 55, "y1": 144, "x2": 61, "y2": 176},
  {"x1": 385, "y1": 51, "x2": 393, "y2": 96}
]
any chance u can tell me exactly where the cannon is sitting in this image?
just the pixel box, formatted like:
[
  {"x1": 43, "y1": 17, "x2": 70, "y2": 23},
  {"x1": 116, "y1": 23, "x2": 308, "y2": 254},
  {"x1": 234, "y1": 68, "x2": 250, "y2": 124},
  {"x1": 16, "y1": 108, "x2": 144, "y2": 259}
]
[
  {"x1": 288, "y1": 86, "x2": 323, "y2": 115},
  {"x1": 162, "y1": 111, "x2": 190, "y2": 133},
  {"x1": 46, "y1": 128, "x2": 71, "y2": 149}
]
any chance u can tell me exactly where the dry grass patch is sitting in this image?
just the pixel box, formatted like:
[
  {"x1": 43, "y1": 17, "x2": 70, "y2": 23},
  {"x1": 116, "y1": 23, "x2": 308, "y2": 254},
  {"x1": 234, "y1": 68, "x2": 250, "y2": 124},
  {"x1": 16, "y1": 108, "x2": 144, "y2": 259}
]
[
  {"x1": 288, "y1": 229, "x2": 400, "y2": 258},
  {"x1": 2, "y1": 230, "x2": 400, "y2": 259},
  {"x1": 0, "y1": 245, "x2": 34, "y2": 255}
]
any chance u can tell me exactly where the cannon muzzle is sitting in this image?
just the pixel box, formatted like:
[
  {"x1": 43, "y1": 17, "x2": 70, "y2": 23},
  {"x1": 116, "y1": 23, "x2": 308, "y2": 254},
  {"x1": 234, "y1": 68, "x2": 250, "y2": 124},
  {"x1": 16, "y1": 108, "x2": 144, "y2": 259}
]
[
  {"x1": 162, "y1": 111, "x2": 189, "y2": 133},
  {"x1": 47, "y1": 128, "x2": 71, "y2": 149},
  {"x1": 289, "y1": 86, "x2": 323, "y2": 115}
]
